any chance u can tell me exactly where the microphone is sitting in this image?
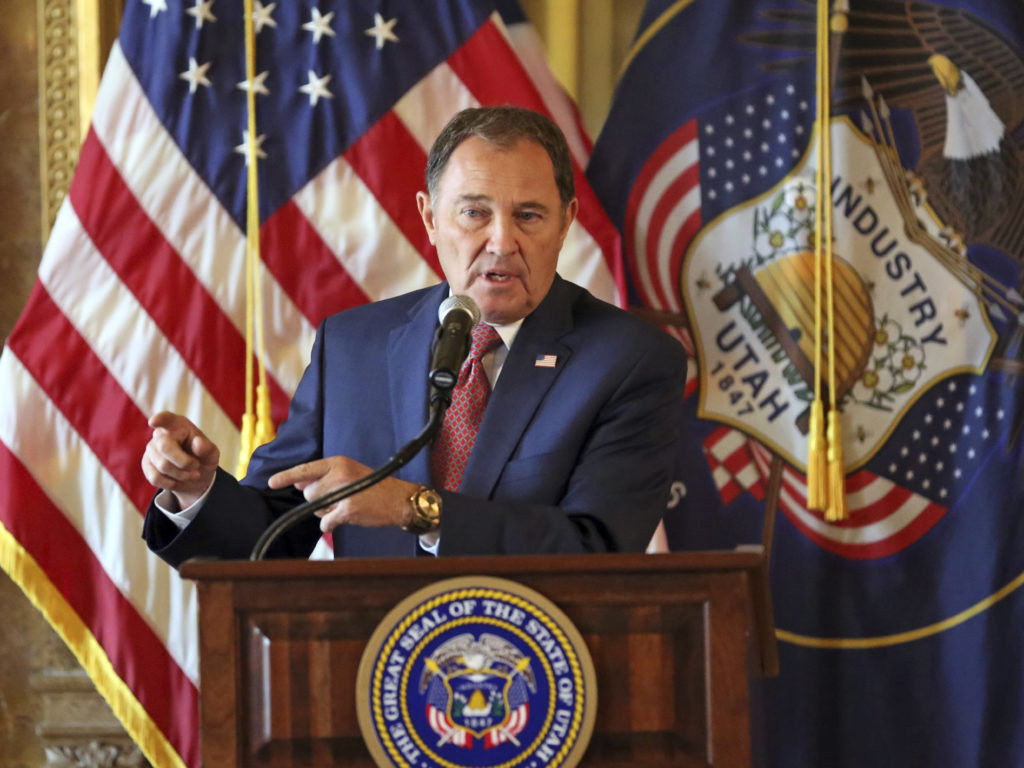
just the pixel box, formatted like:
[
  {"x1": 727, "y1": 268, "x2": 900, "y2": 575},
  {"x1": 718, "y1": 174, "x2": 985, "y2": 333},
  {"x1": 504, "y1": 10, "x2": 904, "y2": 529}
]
[{"x1": 429, "y1": 295, "x2": 481, "y2": 391}]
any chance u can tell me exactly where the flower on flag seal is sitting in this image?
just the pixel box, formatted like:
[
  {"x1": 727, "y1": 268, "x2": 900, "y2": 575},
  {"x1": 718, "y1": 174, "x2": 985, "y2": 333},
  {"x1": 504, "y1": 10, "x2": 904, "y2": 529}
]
[{"x1": 753, "y1": 177, "x2": 816, "y2": 261}]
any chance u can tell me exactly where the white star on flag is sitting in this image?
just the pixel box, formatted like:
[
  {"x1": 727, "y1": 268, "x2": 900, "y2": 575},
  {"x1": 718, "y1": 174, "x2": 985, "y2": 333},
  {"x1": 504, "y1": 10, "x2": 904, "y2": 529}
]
[
  {"x1": 179, "y1": 57, "x2": 212, "y2": 93},
  {"x1": 234, "y1": 130, "x2": 267, "y2": 165},
  {"x1": 299, "y1": 70, "x2": 333, "y2": 106},
  {"x1": 302, "y1": 8, "x2": 336, "y2": 44},
  {"x1": 141, "y1": 0, "x2": 167, "y2": 18},
  {"x1": 237, "y1": 70, "x2": 271, "y2": 96},
  {"x1": 186, "y1": 0, "x2": 216, "y2": 29},
  {"x1": 365, "y1": 12, "x2": 399, "y2": 49},
  {"x1": 252, "y1": 1, "x2": 277, "y2": 33}
]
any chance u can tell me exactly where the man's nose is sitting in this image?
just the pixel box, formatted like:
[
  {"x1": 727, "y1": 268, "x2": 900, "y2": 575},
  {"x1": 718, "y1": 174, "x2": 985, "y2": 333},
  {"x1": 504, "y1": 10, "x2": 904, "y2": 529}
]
[{"x1": 486, "y1": 215, "x2": 518, "y2": 256}]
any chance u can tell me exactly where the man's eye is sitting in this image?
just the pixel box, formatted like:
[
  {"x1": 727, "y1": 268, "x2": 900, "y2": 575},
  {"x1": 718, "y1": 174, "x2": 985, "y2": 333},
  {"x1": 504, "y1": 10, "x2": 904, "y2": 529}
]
[{"x1": 518, "y1": 212, "x2": 539, "y2": 222}]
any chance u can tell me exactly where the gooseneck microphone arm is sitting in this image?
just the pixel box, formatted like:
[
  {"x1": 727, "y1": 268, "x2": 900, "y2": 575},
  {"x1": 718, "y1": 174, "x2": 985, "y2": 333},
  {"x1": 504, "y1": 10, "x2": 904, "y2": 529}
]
[
  {"x1": 249, "y1": 399, "x2": 448, "y2": 561},
  {"x1": 248, "y1": 294, "x2": 481, "y2": 562}
]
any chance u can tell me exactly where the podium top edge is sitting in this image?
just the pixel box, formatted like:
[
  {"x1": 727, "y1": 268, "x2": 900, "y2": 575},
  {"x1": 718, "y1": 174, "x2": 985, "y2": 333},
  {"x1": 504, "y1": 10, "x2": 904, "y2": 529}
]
[{"x1": 179, "y1": 548, "x2": 766, "y2": 581}]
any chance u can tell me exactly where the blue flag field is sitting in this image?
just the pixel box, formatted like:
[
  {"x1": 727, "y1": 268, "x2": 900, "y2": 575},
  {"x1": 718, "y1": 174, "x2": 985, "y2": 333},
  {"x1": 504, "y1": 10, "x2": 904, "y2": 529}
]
[{"x1": 588, "y1": 1, "x2": 1024, "y2": 765}]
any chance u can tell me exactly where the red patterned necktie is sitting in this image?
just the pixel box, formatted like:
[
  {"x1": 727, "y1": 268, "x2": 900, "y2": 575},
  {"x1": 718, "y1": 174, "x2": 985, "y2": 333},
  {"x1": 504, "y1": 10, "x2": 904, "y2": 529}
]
[{"x1": 430, "y1": 323, "x2": 503, "y2": 491}]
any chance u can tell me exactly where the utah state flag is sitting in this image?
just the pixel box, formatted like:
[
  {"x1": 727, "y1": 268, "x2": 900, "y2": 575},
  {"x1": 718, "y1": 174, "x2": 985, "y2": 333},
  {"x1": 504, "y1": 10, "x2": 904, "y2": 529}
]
[{"x1": 587, "y1": 2, "x2": 1024, "y2": 766}]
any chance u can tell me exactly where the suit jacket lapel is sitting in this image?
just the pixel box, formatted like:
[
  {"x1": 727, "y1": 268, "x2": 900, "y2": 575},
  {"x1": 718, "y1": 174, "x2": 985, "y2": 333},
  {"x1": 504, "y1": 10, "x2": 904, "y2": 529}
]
[
  {"x1": 387, "y1": 282, "x2": 448, "y2": 485},
  {"x1": 459, "y1": 277, "x2": 575, "y2": 498}
]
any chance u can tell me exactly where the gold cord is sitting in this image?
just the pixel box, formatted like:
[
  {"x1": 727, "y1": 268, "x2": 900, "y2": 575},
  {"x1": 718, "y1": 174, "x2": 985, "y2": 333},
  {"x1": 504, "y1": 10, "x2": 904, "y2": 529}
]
[
  {"x1": 807, "y1": 0, "x2": 848, "y2": 519},
  {"x1": 806, "y1": 0, "x2": 828, "y2": 511},
  {"x1": 237, "y1": 0, "x2": 275, "y2": 477}
]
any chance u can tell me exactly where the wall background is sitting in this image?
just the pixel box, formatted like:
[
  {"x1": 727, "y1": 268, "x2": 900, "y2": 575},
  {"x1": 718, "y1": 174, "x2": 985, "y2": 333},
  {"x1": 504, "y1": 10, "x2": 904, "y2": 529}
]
[{"x1": 0, "y1": 2, "x2": 644, "y2": 765}]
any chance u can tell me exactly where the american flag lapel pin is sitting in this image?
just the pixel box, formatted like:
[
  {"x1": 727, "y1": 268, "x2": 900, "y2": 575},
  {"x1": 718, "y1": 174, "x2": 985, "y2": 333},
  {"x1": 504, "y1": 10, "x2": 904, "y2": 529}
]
[{"x1": 534, "y1": 353, "x2": 557, "y2": 368}]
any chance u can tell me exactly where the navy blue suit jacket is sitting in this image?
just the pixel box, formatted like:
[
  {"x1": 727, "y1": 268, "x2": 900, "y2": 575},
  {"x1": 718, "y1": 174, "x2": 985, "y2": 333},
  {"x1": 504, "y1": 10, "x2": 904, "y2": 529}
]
[{"x1": 143, "y1": 276, "x2": 686, "y2": 566}]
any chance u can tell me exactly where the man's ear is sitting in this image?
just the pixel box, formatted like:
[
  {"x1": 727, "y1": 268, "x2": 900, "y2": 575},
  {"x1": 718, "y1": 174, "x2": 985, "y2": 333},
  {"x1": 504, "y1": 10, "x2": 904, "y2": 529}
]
[{"x1": 416, "y1": 191, "x2": 437, "y2": 245}]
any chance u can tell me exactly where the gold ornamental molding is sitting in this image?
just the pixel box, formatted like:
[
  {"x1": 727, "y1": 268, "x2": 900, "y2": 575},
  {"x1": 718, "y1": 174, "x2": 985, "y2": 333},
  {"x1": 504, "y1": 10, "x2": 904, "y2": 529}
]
[
  {"x1": 36, "y1": 0, "x2": 113, "y2": 241},
  {"x1": 37, "y1": 0, "x2": 80, "y2": 240}
]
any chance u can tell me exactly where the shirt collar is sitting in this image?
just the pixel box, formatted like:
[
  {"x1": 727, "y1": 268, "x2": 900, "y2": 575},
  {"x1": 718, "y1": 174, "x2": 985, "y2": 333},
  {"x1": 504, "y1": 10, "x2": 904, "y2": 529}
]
[{"x1": 485, "y1": 318, "x2": 522, "y2": 350}]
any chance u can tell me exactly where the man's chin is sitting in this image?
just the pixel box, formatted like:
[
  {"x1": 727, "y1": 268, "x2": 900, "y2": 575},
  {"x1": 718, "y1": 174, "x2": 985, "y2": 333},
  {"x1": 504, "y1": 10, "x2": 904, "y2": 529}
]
[
  {"x1": 477, "y1": 301, "x2": 532, "y2": 326},
  {"x1": 470, "y1": 287, "x2": 532, "y2": 325}
]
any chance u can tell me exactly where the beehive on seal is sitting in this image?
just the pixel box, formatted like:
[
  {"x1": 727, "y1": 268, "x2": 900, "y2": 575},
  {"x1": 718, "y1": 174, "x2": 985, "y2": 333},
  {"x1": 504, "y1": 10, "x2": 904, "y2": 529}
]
[{"x1": 714, "y1": 250, "x2": 875, "y2": 401}]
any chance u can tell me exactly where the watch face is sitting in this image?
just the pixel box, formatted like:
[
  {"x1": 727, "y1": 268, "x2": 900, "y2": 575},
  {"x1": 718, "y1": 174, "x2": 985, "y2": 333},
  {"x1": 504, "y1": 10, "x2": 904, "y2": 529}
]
[
  {"x1": 421, "y1": 490, "x2": 441, "y2": 511},
  {"x1": 419, "y1": 491, "x2": 440, "y2": 521},
  {"x1": 408, "y1": 488, "x2": 440, "y2": 533}
]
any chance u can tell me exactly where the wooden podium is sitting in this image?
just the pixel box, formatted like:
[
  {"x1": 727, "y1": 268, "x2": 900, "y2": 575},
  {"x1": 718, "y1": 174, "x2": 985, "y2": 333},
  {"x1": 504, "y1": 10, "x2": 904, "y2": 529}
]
[{"x1": 180, "y1": 550, "x2": 776, "y2": 768}]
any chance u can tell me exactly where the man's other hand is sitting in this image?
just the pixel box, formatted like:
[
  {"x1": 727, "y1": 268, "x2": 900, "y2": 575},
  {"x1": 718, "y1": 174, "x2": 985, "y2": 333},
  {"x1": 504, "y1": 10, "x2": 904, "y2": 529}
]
[{"x1": 268, "y1": 457, "x2": 419, "y2": 533}]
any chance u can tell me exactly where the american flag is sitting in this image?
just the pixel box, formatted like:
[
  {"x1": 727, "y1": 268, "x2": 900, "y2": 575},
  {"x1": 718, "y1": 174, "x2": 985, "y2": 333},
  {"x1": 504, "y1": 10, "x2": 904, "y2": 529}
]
[
  {"x1": 482, "y1": 674, "x2": 530, "y2": 748},
  {"x1": 534, "y1": 353, "x2": 557, "y2": 368},
  {"x1": 425, "y1": 677, "x2": 470, "y2": 748},
  {"x1": 482, "y1": 703, "x2": 529, "y2": 748},
  {"x1": 0, "y1": 2, "x2": 621, "y2": 766},
  {"x1": 426, "y1": 705, "x2": 472, "y2": 748}
]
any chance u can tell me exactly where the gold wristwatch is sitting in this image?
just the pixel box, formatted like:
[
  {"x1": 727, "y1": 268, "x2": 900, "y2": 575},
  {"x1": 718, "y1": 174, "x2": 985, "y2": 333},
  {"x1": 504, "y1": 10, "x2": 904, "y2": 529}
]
[{"x1": 405, "y1": 486, "x2": 442, "y2": 535}]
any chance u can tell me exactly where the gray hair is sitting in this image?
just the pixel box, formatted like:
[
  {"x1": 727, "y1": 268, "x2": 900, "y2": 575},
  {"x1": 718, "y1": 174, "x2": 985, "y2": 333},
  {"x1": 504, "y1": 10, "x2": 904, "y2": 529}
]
[{"x1": 425, "y1": 106, "x2": 575, "y2": 209}]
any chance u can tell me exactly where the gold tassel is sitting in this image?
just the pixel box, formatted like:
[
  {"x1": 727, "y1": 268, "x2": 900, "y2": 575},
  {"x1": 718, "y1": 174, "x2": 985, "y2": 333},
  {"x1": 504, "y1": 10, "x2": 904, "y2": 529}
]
[
  {"x1": 825, "y1": 409, "x2": 848, "y2": 521},
  {"x1": 237, "y1": 387, "x2": 274, "y2": 478},
  {"x1": 255, "y1": 382, "x2": 276, "y2": 445},
  {"x1": 806, "y1": 400, "x2": 828, "y2": 510},
  {"x1": 237, "y1": 412, "x2": 255, "y2": 477}
]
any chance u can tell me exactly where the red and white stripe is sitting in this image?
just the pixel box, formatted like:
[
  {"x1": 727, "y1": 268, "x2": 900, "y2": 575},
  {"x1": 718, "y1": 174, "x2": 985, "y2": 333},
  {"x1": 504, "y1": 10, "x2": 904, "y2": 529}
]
[
  {"x1": 703, "y1": 428, "x2": 948, "y2": 559},
  {"x1": 427, "y1": 705, "x2": 471, "y2": 747},
  {"x1": 623, "y1": 119, "x2": 701, "y2": 349},
  {"x1": 0, "y1": 12, "x2": 618, "y2": 768},
  {"x1": 484, "y1": 704, "x2": 529, "y2": 748}
]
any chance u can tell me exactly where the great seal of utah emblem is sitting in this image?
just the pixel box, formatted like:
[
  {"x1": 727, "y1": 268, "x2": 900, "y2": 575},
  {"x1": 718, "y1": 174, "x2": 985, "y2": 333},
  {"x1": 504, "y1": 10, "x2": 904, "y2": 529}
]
[{"x1": 356, "y1": 576, "x2": 597, "y2": 768}]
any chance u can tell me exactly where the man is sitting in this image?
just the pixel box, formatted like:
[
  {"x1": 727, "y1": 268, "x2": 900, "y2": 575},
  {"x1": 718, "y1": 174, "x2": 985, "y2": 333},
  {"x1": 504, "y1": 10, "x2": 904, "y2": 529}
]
[{"x1": 141, "y1": 106, "x2": 686, "y2": 566}]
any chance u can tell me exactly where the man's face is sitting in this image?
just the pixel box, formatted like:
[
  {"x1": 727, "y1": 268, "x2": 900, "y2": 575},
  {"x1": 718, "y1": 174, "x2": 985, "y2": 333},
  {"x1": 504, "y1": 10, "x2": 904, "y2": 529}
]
[{"x1": 417, "y1": 136, "x2": 578, "y2": 325}]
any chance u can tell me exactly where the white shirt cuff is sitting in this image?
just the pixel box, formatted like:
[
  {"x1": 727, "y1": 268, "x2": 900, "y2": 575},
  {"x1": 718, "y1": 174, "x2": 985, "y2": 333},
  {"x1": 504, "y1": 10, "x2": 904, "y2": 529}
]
[
  {"x1": 418, "y1": 530, "x2": 440, "y2": 555},
  {"x1": 154, "y1": 479, "x2": 216, "y2": 530}
]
